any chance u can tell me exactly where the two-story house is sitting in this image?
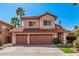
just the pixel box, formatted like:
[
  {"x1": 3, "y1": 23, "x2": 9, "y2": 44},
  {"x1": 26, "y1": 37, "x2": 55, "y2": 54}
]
[{"x1": 10, "y1": 13, "x2": 68, "y2": 45}]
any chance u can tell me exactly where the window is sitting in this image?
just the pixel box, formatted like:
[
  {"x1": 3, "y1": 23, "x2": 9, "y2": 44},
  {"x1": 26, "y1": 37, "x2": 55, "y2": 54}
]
[
  {"x1": 43, "y1": 20, "x2": 51, "y2": 26},
  {"x1": 29, "y1": 21, "x2": 36, "y2": 26}
]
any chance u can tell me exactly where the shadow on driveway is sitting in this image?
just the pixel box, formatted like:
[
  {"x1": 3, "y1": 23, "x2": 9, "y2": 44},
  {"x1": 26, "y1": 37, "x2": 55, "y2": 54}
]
[{"x1": 13, "y1": 44, "x2": 57, "y2": 48}]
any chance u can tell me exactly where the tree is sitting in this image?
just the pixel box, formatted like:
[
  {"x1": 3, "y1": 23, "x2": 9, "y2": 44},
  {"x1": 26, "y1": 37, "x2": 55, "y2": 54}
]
[
  {"x1": 66, "y1": 33, "x2": 76, "y2": 43},
  {"x1": 59, "y1": 20, "x2": 62, "y2": 26},
  {"x1": 11, "y1": 17, "x2": 20, "y2": 27},
  {"x1": 74, "y1": 25, "x2": 78, "y2": 29},
  {"x1": 73, "y1": 3, "x2": 78, "y2": 6},
  {"x1": 16, "y1": 19, "x2": 21, "y2": 26},
  {"x1": 16, "y1": 7, "x2": 25, "y2": 26},
  {"x1": 74, "y1": 30, "x2": 79, "y2": 36}
]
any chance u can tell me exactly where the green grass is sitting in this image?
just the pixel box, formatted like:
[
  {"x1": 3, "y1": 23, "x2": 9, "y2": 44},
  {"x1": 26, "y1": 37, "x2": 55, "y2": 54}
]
[{"x1": 56, "y1": 44, "x2": 75, "y2": 53}]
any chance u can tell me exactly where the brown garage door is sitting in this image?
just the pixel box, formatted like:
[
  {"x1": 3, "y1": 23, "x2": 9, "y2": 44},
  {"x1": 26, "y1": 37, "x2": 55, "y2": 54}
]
[
  {"x1": 29, "y1": 34, "x2": 53, "y2": 45},
  {"x1": 16, "y1": 34, "x2": 27, "y2": 45}
]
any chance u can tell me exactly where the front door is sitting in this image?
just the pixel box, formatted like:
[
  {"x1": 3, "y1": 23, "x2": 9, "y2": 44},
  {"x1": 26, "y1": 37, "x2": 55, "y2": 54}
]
[{"x1": 57, "y1": 33, "x2": 63, "y2": 43}]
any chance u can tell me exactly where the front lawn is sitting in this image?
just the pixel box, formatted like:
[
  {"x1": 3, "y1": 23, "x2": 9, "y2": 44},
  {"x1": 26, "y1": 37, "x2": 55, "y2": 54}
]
[{"x1": 56, "y1": 44, "x2": 75, "y2": 53}]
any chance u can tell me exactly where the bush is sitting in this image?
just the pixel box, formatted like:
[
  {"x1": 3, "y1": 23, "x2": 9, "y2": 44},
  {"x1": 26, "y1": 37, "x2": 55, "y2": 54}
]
[
  {"x1": 73, "y1": 40, "x2": 79, "y2": 48},
  {"x1": 66, "y1": 36, "x2": 76, "y2": 43},
  {"x1": 53, "y1": 38, "x2": 59, "y2": 44},
  {"x1": 66, "y1": 33, "x2": 76, "y2": 43}
]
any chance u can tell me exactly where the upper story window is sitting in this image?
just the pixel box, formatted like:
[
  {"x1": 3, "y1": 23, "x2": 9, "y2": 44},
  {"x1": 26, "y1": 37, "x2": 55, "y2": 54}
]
[
  {"x1": 43, "y1": 20, "x2": 51, "y2": 26},
  {"x1": 29, "y1": 21, "x2": 36, "y2": 26}
]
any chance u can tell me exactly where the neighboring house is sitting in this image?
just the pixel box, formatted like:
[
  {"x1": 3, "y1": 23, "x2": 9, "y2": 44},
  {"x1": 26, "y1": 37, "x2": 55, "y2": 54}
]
[
  {"x1": 0, "y1": 20, "x2": 14, "y2": 44},
  {"x1": 71, "y1": 26, "x2": 79, "y2": 33},
  {"x1": 0, "y1": 20, "x2": 14, "y2": 30},
  {"x1": 10, "y1": 13, "x2": 68, "y2": 45}
]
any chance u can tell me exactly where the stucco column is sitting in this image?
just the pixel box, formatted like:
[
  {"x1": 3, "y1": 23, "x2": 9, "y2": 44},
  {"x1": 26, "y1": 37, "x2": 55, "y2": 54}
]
[
  {"x1": 63, "y1": 33, "x2": 68, "y2": 44},
  {"x1": 12, "y1": 33, "x2": 16, "y2": 45},
  {"x1": 52, "y1": 34, "x2": 54, "y2": 40},
  {"x1": 27, "y1": 34, "x2": 30, "y2": 45},
  {"x1": 54, "y1": 33, "x2": 57, "y2": 38}
]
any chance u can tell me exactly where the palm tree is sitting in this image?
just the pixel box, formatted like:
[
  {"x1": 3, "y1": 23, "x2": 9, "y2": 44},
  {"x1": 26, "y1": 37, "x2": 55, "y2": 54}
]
[
  {"x1": 16, "y1": 19, "x2": 21, "y2": 26},
  {"x1": 16, "y1": 7, "x2": 25, "y2": 26},
  {"x1": 11, "y1": 17, "x2": 20, "y2": 27},
  {"x1": 59, "y1": 20, "x2": 62, "y2": 27}
]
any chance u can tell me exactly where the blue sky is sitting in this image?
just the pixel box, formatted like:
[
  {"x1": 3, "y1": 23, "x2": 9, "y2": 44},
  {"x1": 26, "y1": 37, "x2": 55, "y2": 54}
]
[{"x1": 0, "y1": 3, "x2": 79, "y2": 30}]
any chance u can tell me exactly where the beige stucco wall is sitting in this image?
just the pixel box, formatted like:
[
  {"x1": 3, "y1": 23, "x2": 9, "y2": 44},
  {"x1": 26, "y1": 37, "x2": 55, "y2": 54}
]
[
  {"x1": 62, "y1": 33, "x2": 68, "y2": 44},
  {"x1": 40, "y1": 14, "x2": 55, "y2": 29},
  {"x1": 23, "y1": 19, "x2": 40, "y2": 28},
  {"x1": 54, "y1": 33, "x2": 57, "y2": 38},
  {"x1": 23, "y1": 14, "x2": 55, "y2": 29},
  {"x1": 12, "y1": 33, "x2": 16, "y2": 45}
]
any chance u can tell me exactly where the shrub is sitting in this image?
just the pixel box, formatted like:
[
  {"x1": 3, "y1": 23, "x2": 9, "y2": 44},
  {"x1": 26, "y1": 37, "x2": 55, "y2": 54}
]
[
  {"x1": 73, "y1": 40, "x2": 79, "y2": 51},
  {"x1": 66, "y1": 33, "x2": 76, "y2": 43},
  {"x1": 53, "y1": 38, "x2": 59, "y2": 44},
  {"x1": 73, "y1": 40, "x2": 79, "y2": 48}
]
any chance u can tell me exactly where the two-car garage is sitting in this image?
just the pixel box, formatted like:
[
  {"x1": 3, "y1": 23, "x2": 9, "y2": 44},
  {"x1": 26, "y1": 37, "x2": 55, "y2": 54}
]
[{"x1": 15, "y1": 34, "x2": 53, "y2": 45}]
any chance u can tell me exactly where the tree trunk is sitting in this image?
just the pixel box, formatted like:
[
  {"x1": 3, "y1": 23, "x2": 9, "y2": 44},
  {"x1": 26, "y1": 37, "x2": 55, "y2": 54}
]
[{"x1": 20, "y1": 16, "x2": 22, "y2": 26}]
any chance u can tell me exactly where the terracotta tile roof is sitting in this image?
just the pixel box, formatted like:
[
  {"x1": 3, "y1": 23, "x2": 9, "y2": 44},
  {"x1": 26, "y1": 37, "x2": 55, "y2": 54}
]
[
  {"x1": 21, "y1": 12, "x2": 57, "y2": 20},
  {"x1": 55, "y1": 24, "x2": 69, "y2": 33},
  {"x1": 0, "y1": 20, "x2": 14, "y2": 27},
  {"x1": 23, "y1": 28, "x2": 54, "y2": 33},
  {"x1": 54, "y1": 28, "x2": 68, "y2": 33},
  {"x1": 10, "y1": 24, "x2": 68, "y2": 33},
  {"x1": 21, "y1": 16, "x2": 40, "y2": 20},
  {"x1": 10, "y1": 27, "x2": 25, "y2": 33},
  {"x1": 10, "y1": 27, "x2": 54, "y2": 33}
]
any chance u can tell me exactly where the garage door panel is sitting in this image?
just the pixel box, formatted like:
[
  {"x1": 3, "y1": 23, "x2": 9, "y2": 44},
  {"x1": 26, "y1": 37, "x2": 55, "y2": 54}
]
[
  {"x1": 16, "y1": 34, "x2": 53, "y2": 45},
  {"x1": 29, "y1": 34, "x2": 53, "y2": 45},
  {"x1": 16, "y1": 34, "x2": 27, "y2": 45},
  {"x1": 30, "y1": 36, "x2": 40, "y2": 44}
]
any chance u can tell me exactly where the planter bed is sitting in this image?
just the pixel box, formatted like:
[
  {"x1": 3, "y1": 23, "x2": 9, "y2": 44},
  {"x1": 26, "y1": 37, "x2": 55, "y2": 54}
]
[{"x1": 56, "y1": 44, "x2": 75, "y2": 53}]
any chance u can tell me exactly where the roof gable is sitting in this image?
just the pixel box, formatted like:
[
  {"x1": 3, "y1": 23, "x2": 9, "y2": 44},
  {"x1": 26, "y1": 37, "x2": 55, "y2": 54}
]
[
  {"x1": 21, "y1": 12, "x2": 57, "y2": 20},
  {"x1": 40, "y1": 12, "x2": 57, "y2": 18}
]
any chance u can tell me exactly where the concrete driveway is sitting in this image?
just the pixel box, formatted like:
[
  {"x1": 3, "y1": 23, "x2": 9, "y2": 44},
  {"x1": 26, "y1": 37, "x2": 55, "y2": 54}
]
[{"x1": 0, "y1": 45, "x2": 64, "y2": 56}]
